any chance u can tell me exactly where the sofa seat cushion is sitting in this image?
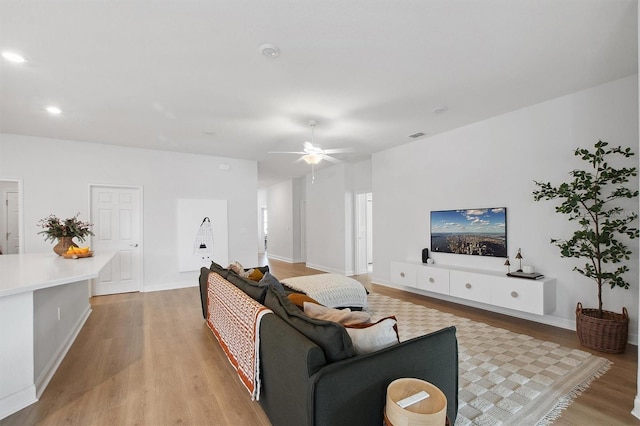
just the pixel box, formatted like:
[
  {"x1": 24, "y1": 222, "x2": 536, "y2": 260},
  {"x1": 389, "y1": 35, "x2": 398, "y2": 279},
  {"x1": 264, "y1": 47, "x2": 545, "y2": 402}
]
[{"x1": 264, "y1": 287, "x2": 355, "y2": 363}]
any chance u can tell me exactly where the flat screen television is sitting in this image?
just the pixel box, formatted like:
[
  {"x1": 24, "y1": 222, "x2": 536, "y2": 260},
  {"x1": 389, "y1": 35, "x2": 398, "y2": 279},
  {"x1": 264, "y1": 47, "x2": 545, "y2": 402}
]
[{"x1": 430, "y1": 208, "x2": 507, "y2": 257}]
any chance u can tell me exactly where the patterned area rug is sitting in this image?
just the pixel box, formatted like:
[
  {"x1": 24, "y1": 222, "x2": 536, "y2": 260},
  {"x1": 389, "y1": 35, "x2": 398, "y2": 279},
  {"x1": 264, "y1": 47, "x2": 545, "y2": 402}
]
[{"x1": 366, "y1": 293, "x2": 612, "y2": 426}]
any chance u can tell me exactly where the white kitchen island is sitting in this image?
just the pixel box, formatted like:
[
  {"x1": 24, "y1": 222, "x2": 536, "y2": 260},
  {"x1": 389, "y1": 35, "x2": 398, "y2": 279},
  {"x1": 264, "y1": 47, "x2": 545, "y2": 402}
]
[{"x1": 0, "y1": 251, "x2": 115, "y2": 419}]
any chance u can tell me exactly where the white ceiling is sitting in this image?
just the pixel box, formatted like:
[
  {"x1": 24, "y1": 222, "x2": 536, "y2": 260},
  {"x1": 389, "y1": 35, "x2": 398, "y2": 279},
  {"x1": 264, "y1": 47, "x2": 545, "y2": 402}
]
[{"x1": 0, "y1": 0, "x2": 637, "y2": 187}]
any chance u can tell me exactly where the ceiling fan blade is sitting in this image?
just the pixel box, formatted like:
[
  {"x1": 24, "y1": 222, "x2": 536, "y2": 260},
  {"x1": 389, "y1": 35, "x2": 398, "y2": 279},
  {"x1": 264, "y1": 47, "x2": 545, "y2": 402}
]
[
  {"x1": 322, "y1": 147, "x2": 354, "y2": 154},
  {"x1": 323, "y1": 155, "x2": 342, "y2": 164},
  {"x1": 268, "y1": 151, "x2": 307, "y2": 155}
]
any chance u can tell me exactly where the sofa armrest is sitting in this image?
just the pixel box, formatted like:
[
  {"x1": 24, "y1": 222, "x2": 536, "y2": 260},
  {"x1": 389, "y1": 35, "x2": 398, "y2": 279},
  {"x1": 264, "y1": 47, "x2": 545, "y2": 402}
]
[
  {"x1": 309, "y1": 326, "x2": 458, "y2": 426},
  {"x1": 199, "y1": 267, "x2": 210, "y2": 319},
  {"x1": 259, "y1": 313, "x2": 327, "y2": 426}
]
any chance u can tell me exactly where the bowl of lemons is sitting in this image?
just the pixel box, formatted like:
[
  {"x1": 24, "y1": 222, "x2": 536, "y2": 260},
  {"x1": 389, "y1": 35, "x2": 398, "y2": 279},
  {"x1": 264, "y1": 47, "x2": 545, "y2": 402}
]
[{"x1": 63, "y1": 246, "x2": 94, "y2": 259}]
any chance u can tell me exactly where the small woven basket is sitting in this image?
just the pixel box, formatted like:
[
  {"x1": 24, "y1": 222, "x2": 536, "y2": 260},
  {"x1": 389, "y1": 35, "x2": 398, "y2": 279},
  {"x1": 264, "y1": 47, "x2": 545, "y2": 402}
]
[{"x1": 576, "y1": 302, "x2": 629, "y2": 354}]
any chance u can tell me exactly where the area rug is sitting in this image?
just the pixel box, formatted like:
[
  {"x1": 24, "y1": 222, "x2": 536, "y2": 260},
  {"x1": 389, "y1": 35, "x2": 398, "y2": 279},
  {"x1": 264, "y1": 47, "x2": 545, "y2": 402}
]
[{"x1": 366, "y1": 293, "x2": 612, "y2": 426}]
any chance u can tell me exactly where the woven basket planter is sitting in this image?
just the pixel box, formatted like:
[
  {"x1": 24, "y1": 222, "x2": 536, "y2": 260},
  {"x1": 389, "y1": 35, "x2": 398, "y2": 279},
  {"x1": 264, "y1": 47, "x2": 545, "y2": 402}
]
[{"x1": 576, "y1": 302, "x2": 629, "y2": 353}]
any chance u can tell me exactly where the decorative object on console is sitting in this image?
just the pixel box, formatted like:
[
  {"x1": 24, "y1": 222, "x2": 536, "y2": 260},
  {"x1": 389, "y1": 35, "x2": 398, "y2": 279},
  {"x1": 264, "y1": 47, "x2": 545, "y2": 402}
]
[
  {"x1": 37, "y1": 213, "x2": 94, "y2": 256},
  {"x1": 504, "y1": 257, "x2": 510, "y2": 273},
  {"x1": 430, "y1": 208, "x2": 507, "y2": 257},
  {"x1": 421, "y1": 248, "x2": 429, "y2": 263},
  {"x1": 533, "y1": 140, "x2": 638, "y2": 353},
  {"x1": 514, "y1": 248, "x2": 523, "y2": 272}
]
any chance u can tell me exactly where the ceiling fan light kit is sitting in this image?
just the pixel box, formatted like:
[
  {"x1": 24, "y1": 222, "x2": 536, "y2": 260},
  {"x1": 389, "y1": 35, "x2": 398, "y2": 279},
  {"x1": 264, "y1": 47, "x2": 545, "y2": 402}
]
[
  {"x1": 267, "y1": 119, "x2": 353, "y2": 183},
  {"x1": 302, "y1": 153, "x2": 323, "y2": 165}
]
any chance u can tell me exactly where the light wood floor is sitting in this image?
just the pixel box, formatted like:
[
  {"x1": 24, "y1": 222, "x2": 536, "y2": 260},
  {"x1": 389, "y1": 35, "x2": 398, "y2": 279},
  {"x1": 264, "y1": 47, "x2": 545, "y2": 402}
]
[{"x1": 2, "y1": 258, "x2": 639, "y2": 425}]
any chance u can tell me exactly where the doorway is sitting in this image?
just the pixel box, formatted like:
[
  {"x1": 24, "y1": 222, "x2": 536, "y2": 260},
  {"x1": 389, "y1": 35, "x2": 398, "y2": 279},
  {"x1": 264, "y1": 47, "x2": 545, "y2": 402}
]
[
  {"x1": 90, "y1": 185, "x2": 143, "y2": 295},
  {"x1": 355, "y1": 192, "x2": 373, "y2": 275},
  {"x1": 0, "y1": 180, "x2": 22, "y2": 254}
]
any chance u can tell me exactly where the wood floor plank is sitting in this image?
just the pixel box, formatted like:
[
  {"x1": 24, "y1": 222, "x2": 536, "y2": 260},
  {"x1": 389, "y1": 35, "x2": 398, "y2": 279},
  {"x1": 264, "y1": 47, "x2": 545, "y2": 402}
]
[{"x1": 1, "y1": 257, "x2": 637, "y2": 425}]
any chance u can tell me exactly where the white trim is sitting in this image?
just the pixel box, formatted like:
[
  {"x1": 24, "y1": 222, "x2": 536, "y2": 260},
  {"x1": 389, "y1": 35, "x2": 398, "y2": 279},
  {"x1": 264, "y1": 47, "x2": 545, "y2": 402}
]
[
  {"x1": 143, "y1": 281, "x2": 197, "y2": 293},
  {"x1": 0, "y1": 385, "x2": 37, "y2": 420},
  {"x1": 266, "y1": 253, "x2": 294, "y2": 263},
  {"x1": 0, "y1": 178, "x2": 24, "y2": 254}
]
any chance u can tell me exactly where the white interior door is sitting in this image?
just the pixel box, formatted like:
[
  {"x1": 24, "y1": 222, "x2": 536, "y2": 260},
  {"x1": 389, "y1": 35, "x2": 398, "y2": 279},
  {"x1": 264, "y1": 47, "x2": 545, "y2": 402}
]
[
  {"x1": 355, "y1": 193, "x2": 368, "y2": 274},
  {"x1": 6, "y1": 192, "x2": 19, "y2": 254},
  {"x1": 90, "y1": 185, "x2": 142, "y2": 295}
]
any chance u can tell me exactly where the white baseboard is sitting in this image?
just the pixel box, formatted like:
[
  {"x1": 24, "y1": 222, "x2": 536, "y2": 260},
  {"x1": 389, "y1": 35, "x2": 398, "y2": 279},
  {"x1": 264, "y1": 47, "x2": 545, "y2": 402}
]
[
  {"x1": 632, "y1": 396, "x2": 640, "y2": 420},
  {"x1": 305, "y1": 263, "x2": 351, "y2": 276},
  {"x1": 0, "y1": 385, "x2": 37, "y2": 420},
  {"x1": 266, "y1": 254, "x2": 294, "y2": 263},
  {"x1": 35, "y1": 305, "x2": 92, "y2": 398},
  {"x1": 143, "y1": 280, "x2": 197, "y2": 293}
]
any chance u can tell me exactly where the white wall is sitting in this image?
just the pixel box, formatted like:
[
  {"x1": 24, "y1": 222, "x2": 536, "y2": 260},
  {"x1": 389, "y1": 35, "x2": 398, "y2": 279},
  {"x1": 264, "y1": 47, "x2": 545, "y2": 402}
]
[
  {"x1": 305, "y1": 163, "x2": 354, "y2": 274},
  {"x1": 373, "y1": 75, "x2": 640, "y2": 339},
  {"x1": 266, "y1": 180, "x2": 294, "y2": 262},
  {"x1": 0, "y1": 134, "x2": 259, "y2": 290}
]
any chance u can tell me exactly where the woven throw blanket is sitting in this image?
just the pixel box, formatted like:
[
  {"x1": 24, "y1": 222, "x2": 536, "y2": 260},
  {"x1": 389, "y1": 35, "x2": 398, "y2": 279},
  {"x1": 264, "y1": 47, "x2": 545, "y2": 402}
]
[
  {"x1": 366, "y1": 292, "x2": 612, "y2": 426},
  {"x1": 206, "y1": 272, "x2": 272, "y2": 400},
  {"x1": 280, "y1": 273, "x2": 368, "y2": 308}
]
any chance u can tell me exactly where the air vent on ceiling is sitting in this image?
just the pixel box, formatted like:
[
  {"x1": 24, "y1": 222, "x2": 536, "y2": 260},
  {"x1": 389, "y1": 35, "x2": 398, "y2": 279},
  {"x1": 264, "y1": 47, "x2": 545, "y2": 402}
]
[{"x1": 408, "y1": 132, "x2": 426, "y2": 139}]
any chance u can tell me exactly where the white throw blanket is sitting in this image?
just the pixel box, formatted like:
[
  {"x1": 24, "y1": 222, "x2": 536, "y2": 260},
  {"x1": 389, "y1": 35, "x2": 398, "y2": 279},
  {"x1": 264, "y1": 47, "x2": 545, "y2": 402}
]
[{"x1": 280, "y1": 273, "x2": 368, "y2": 309}]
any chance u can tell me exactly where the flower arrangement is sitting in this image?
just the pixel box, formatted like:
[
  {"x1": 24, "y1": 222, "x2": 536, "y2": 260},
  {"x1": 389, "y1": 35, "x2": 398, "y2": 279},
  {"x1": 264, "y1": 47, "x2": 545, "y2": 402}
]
[{"x1": 37, "y1": 213, "x2": 95, "y2": 242}]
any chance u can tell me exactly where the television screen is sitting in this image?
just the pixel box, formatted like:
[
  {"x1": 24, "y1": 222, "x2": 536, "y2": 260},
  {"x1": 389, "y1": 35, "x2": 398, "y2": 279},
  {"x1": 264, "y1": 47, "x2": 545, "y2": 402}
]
[{"x1": 430, "y1": 208, "x2": 507, "y2": 257}]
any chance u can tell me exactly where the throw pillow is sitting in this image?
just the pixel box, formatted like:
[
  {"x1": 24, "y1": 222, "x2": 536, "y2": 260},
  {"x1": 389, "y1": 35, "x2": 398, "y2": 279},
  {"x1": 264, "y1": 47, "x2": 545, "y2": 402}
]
[
  {"x1": 345, "y1": 316, "x2": 399, "y2": 355},
  {"x1": 303, "y1": 302, "x2": 371, "y2": 326},
  {"x1": 247, "y1": 268, "x2": 264, "y2": 282},
  {"x1": 259, "y1": 271, "x2": 286, "y2": 294},
  {"x1": 288, "y1": 293, "x2": 322, "y2": 309},
  {"x1": 228, "y1": 261, "x2": 245, "y2": 276},
  {"x1": 264, "y1": 287, "x2": 355, "y2": 363}
]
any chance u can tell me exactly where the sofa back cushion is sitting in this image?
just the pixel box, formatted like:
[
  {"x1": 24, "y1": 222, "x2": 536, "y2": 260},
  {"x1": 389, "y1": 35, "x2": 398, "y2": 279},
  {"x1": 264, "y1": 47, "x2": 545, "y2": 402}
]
[
  {"x1": 264, "y1": 287, "x2": 354, "y2": 363},
  {"x1": 209, "y1": 261, "x2": 230, "y2": 278},
  {"x1": 227, "y1": 273, "x2": 269, "y2": 304}
]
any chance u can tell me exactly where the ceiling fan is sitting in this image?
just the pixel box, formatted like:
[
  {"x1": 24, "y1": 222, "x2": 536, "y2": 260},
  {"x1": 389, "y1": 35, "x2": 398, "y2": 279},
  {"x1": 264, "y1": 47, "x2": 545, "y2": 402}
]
[{"x1": 269, "y1": 120, "x2": 352, "y2": 166}]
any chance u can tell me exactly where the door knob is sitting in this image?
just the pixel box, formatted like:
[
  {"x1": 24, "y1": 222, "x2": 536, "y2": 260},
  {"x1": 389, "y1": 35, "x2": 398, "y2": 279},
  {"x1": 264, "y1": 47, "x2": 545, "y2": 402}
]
[{"x1": 130, "y1": 243, "x2": 139, "y2": 247}]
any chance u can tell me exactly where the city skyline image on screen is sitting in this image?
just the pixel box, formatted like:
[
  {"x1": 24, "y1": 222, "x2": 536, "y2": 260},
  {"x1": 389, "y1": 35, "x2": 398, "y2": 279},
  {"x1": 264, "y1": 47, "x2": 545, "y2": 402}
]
[{"x1": 430, "y1": 208, "x2": 507, "y2": 257}]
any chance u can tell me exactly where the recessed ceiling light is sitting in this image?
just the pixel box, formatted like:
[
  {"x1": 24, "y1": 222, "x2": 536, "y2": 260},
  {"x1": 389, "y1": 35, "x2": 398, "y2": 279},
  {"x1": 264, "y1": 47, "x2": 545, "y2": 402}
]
[
  {"x1": 259, "y1": 43, "x2": 281, "y2": 59},
  {"x1": 46, "y1": 106, "x2": 62, "y2": 115},
  {"x1": 433, "y1": 106, "x2": 448, "y2": 114},
  {"x1": 2, "y1": 51, "x2": 26, "y2": 63}
]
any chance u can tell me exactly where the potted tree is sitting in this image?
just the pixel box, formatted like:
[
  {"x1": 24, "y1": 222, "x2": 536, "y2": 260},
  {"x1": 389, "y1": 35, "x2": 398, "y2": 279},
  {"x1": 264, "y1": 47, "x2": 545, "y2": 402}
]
[{"x1": 533, "y1": 140, "x2": 638, "y2": 353}]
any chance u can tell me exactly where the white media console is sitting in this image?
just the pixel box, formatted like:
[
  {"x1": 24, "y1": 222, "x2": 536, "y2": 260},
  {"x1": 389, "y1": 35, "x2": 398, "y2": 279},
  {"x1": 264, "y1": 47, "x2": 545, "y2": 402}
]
[{"x1": 390, "y1": 261, "x2": 556, "y2": 315}]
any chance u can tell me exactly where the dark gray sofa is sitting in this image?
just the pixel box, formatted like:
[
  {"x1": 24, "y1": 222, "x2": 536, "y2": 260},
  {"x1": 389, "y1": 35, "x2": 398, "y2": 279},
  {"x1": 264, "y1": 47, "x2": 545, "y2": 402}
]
[{"x1": 199, "y1": 264, "x2": 458, "y2": 426}]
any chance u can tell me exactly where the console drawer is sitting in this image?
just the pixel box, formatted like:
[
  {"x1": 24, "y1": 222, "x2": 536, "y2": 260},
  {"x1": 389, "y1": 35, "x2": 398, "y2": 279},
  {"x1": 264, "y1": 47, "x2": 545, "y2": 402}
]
[
  {"x1": 449, "y1": 270, "x2": 491, "y2": 304},
  {"x1": 416, "y1": 266, "x2": 450, "y2": 295},
  {"x1": 390, "y1": 262, "x2": 417, "y2": 288}
]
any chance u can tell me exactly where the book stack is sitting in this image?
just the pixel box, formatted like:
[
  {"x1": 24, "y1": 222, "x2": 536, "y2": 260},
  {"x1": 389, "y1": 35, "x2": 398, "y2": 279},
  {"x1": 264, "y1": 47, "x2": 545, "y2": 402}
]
[{"x1": 507, "y1": 271, "x2": 545, "y2": 280}]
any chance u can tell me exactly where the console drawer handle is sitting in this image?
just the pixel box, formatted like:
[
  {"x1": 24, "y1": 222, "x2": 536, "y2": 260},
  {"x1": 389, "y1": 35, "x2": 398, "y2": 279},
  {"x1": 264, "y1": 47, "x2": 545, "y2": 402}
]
[
  {"x1": 465, "y1": 283, "x2": 472, "y2": 289},
  {"x1": 400, "y1": 272, "x2": 405, "y2": 278},
  {"x1": 429, "y1": 277, "x2": 435, "y2": 283},
  {"x1": 511, "y1": 291, "x2": 518, "y2": 298}
]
